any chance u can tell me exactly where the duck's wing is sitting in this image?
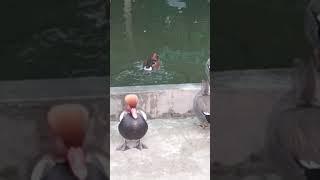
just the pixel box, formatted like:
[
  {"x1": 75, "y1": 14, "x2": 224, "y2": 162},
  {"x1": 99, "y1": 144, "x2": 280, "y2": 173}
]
[
  {"x1": 119, "y1": 111, "x2": 128, "y2": 122},
  {"x1": 201, "y1": 80, "x2": 210, "y2": 96},
  {"x1": 86, "y1": 152, "x2": 108, "y2": 177},
  {"x1": 143, "y1": 66, "x2": 152, "y2": 71},
  {"x1": 138, "y1": 110, "x2": 147, "y2": 120},
  {"x1": 31, "y1": 155, "x2": 56, "y2": 180}
]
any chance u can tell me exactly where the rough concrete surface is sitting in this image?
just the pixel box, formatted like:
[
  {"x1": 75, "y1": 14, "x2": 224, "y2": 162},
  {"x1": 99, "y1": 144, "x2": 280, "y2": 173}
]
[
  {"x1": 110, "y1": 83, "x2": 201, "y2": 120},
  {"x1": 110, "y1": 118, "x2": 210, "y2": 180}
]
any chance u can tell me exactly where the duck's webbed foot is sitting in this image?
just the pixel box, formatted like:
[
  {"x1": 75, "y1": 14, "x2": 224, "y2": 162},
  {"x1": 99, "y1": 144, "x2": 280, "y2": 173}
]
[
  {"x1": 116, "y1": 140, "x2": 129, "y2": 151},
  {"x1": 198, "y1": 121, "x2": 210, "y2": 129},
  {"x1": 136, "y1": 140, "x2": 148, "y2": 150}
]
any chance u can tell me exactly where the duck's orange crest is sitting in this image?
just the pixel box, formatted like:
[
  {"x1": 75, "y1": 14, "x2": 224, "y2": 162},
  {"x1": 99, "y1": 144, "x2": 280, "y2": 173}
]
[
  {"x1": 125, "y1": 94, "x2": 139, "y2": 108},
  {"x1": 47, "y1": 104, "x2": 89, "y2": 148}
]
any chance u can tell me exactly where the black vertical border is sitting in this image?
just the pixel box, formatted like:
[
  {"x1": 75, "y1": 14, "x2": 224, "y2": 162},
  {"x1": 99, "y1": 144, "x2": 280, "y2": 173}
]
[
  {"x1": 210, "y1": 0, "x2": 214, "y2": 178},
  {"x1": 106, "y1": 0, "x2": 111, "y2": 178}
]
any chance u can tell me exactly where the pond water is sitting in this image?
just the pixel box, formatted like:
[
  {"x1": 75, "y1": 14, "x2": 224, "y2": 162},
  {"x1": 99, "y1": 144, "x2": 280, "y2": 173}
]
[
  {"x1": 0, "y1": 0, "x2": 107, "y2": 80},
  {"x1": 110, "y1": 0, "x2": 210, "y2": 87}
]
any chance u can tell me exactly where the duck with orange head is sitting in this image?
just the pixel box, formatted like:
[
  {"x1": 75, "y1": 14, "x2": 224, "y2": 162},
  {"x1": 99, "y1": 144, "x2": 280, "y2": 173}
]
[
  {"x1": 31, "y1": 104, "x2": 107, "y2": 180},
  {"x1": 117, "y1": 94, "x2": 148, "y2": 151},
  {"x1": 143, "y1": 52, "x2": 160, "y2": 71}
]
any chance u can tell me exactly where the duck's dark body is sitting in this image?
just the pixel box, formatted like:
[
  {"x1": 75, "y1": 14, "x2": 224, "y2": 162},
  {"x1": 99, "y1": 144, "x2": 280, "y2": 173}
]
[{"x1": 118, "y1": 113, "x2": 148, "y2": 140}]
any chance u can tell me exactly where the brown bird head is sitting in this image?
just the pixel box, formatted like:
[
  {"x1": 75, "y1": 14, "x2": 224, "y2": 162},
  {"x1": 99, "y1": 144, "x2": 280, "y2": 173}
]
[
  {"x1": 48, "y1": 104, "x2": 89, "y2": 151},
  {"x1": 150, "y1": 52, "x2": 159, "y2": 63},
  {"x1": 124, "y1": 94, "x2": 139, "y2": 119},
  {"x1": 144, "y1": 52, "x2": 160, "y2": 70}
]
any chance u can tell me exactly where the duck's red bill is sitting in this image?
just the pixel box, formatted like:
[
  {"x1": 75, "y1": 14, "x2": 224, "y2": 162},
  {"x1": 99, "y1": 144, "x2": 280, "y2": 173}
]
[
  {"x1": 67, "y1": 147, "x2": 87, "y2": 179},
  {"x1": 131, "y1": 108, "x2": 138, "y2": 119}
]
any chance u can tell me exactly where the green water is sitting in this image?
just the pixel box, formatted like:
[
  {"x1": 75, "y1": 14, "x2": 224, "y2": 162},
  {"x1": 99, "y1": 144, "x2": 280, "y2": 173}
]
[
  {"x1": 0, "y1": 0, "x2": 107, "y2": 80},
  {"x1": 110, "y1": 0, "x2": 210, "y2": 87}
]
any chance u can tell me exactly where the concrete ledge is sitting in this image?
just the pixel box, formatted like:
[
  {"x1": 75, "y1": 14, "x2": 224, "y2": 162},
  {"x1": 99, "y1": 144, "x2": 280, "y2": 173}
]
[
  {"x1": 110, "y1": 68, "x2": 292, "y2": 121},
  {"x1": 0, "y1": 77, "x2": 107, "y2": 102},
  {"x1": 214, "y1": 68, "x2": 292, "y2": 90},
  {"x1": 0, "y1": 68, "x2": 291, "y2": 102},
  {"x1": 110, "y1": 83, "x2": 201, "y2": 121}
]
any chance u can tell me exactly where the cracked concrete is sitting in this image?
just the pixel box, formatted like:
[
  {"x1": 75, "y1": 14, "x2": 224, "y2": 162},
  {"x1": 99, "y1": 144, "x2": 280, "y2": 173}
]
[{"x1": 110, "y1": 118, "x2": 210, "y2": 180}]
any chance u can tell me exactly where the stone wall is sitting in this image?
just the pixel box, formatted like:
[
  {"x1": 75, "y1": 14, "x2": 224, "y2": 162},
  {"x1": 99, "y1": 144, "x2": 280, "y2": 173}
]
[{"x1": 110, "y1": 83, "x2": 201, "y2": 121}]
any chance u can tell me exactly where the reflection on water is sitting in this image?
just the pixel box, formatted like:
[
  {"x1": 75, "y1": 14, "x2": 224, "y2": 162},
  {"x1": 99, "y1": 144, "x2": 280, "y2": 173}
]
[{"x1": 111, "y1": 0, "x2": 210, "y2": 87}]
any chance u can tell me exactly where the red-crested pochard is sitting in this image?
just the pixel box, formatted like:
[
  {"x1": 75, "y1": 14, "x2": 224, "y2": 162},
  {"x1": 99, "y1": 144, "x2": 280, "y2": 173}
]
[
  {"x1": 31, "y1": 104, "x2": 107, "y2": 180},
  {"x1": 117, "y1": 94, "x2": 148, "y2": 151}
]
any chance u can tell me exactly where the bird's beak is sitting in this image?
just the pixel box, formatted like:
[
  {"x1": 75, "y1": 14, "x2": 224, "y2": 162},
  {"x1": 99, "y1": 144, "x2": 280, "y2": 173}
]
[
  {"x1": 67, "y1": 147, "x2": 87, "y2": 179},
  {"x1": 131, "y1": 108, "x2": 138, "y2": 119}
]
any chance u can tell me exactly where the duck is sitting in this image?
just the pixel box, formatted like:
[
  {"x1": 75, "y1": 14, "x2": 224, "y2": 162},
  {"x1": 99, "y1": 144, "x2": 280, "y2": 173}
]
[
  {"x1": 31, "y1": 104, "x2": 107, "y2": 180},
  {"x1": 193, "y1": 59, "x2": 211, "y2": 128},
  {"x1": 143, "y1": 52, "x2": 160, "y2": 71},
  {"x1": 193, "y1": 80, "x2": 210, "y2": 128},
  {"x1": 205, "y1": 58, "x2": 210, "y2": 95},
  {"x1": 265, "y1": 58, "x2": 320, "y2": 180},
  {"x1": 205, "y1": 58, "x2": 210, "y2": 82},
  {"x1": 117, "y1": 94, "x2": 148, "y2": 151}
]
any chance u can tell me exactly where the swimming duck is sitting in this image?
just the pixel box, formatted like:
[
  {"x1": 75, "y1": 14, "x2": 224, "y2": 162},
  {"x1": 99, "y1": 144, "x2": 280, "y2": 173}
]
[
  {"x1": 143, "y1": 52, "x2": 160, "y2": 71},
  {"x1": 31, "y1": 104, "x2": 107, "y2": 180},
  {"x1": 117, "y1": 94, "x2": 148, "y2": 151}
]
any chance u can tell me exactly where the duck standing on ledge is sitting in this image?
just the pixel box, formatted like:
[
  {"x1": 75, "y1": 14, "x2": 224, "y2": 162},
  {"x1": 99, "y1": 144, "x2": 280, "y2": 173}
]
[
  {"x1": 193, "y1": 80, "x2": 210, "y2": 127},
  {"x1": 143, "y1": 52, "x2": 160, "y2": 71},
  {"x1": 193, "y1": 58, "x2": 211, "y2": 128},
  {"x1": 31, "y1": 104, "x2": 107, "y2": 180},
  {"x1": 117, "y1": 94, "x2": 148, "y2": 151}
]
